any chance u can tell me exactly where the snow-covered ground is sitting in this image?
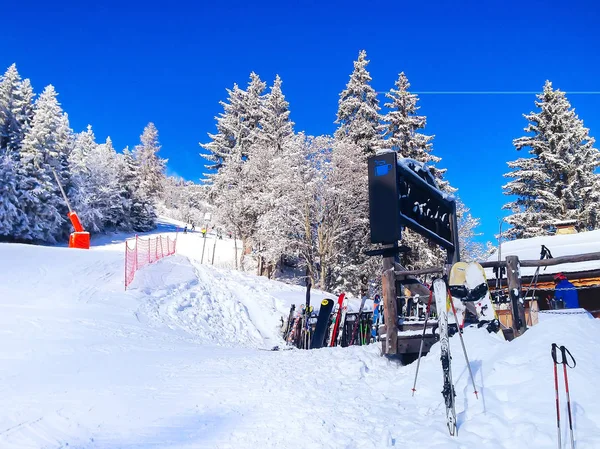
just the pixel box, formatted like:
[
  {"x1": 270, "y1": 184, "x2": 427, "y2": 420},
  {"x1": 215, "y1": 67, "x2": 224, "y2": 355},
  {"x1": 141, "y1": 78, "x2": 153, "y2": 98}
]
[{"x1": 1, "y1": 220, "x2": 600, "y2": 448}]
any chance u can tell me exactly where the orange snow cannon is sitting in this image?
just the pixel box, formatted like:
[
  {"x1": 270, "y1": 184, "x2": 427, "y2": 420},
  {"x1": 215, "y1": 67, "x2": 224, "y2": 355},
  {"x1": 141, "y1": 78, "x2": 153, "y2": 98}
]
[
  {"x1": 68, "y1": 212, "x2": 90, "y2": 249},
  {"x1": 49, "y1": 167, "x2": 90, "y2": 250}
]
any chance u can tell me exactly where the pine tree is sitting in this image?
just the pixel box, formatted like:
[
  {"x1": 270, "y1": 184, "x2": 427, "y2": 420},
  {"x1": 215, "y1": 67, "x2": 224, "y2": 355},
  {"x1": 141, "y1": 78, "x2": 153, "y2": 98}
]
[
  {"x1": 117, "y1": 146, "x2": 151, "y2": 231},
  {"x1": 17, "y1": 85, "x2": 72, "y2": 242},
  {"x1": 95, "y1": 137, "x2": 126, "y2": 230},
  {"x1": 250, "y1": 75, "x2": 294, "y2": 274},
  {"x1": 329, "y1": 50, "x2": 382, "y2": 294},
  {"x1": 200, "y1": 83, "x2": 246, "y2": 175},
  {"x1": 69, "y1": 125, "x2": 122, "y2": 233},
  {"x1": 503, "y1": 81, "x2": 600, "y2": 239},
  {"x1": 382, "y1": 72, "x2": 446, "y2": 181},
  {"x1": 201, "y1": 73, "x2": 267, "y2": 267},
  {"x1": 134, "y1": 122, "x2": 166, "y2": 201},
  {"x1": 258, "y1": 75, "x2": 294, "y2": 154},
  {"x1": 0, "y1": 155, "x2": 27, "y2": 238},
  {"x1": 0, "y1": 64, "x2": 35, "y2": 157},
  {"x1": 335, "y1": 50, "x2": 381, "y2": 156},
  {"x1": 379, "y1": 72, "x2": 458, "y2": 269}
]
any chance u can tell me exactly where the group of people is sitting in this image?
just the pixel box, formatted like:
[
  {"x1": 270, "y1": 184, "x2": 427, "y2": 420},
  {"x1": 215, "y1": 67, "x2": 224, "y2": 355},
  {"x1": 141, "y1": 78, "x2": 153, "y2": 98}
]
[
  {"x1": 182, "y1": 223, "x2": 207, "y2": 237},
  {"x1": 182, "y1": 224, "x2": 227, "y2": 240}
]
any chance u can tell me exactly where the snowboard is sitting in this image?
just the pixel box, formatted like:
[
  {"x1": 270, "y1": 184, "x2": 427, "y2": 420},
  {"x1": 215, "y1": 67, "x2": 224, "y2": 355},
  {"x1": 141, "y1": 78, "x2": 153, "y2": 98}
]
[
  {"x1": 448, "y1": 262, "x2": 469, "y2": 328},
  {"x1": 311, "y1": 298, "x2": 334, "y2": 349},
  {"x1": 465, "y1": 262, "x2": 503, "y2": 338},
  {"x1": 433, "y1": 277, "x2": 457, "y2": 436}
]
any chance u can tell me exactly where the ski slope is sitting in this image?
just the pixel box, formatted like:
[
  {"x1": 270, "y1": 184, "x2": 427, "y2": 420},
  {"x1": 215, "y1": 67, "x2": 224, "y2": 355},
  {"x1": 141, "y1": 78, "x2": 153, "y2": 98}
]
[{"x1": 1, "y1": 224, "x2": 600, "y2": 448}]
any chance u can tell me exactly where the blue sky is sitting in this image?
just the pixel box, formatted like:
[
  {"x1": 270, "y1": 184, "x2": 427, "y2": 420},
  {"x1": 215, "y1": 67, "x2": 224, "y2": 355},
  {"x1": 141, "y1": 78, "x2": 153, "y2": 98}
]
[{"x1": 2, "y1": 0, "x2": 599, "y2": 244}]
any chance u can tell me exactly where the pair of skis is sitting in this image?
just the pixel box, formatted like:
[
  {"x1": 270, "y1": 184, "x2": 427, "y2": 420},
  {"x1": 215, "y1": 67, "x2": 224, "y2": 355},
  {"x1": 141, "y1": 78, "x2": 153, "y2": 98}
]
[{"x1": 413, "y1": 276, "x2": 479, "y2": 436}]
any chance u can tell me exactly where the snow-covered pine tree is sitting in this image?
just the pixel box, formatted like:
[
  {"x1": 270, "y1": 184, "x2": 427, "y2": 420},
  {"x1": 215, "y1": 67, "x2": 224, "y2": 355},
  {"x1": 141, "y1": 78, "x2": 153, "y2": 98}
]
[
  {"x1": 379, "y1": 71, "x2": 463, "y2": 269},
  {"x1": 0, "y1": 155, "x2": 27, "y2": 238},
  {"x1": 456, "y1": 199, "x2": 492, "y2": 261},
  {"x1": 17, "y1": 85, "x2": 73, "y2": 242},
  {"x1": 0, "y1": 64, "x2": 35, "y2": 157},
  {"x1": 201, "y1": 73, "x2": 267, "y2": 268},
  {"x1": 95, "y1": 137, "x2": 126, "y2": 230},
  {"x1": 329, "y1": 50, "x2": 383, "y2": 295},
  {"x1": 69, "y1": 125, "x2": 102, "y2": 232},
  {"x1": 120, "y1": 123, "x2": 166, "y2": 232},
  {"x1": 251, "y1": 75, "x2": 295, "y2": 275},
  {"x1": 258, "y1": 75, "x2": 294, "y2": 154},
  {"x1": 134, "y1": 122, "x2": 167, "y2": 201},
  {"x1": 255, "y1": 134, "x2": 334, "y2": 282},
  {"x1": 382, "y1": 72, "x2": 447, "y2": 183},
  {"x1": 503, "y1": 81, "x2": 600, "y2": 239},
  {"x1": 200, "y1": 83, "x2": 246, "y2": 177},
  {"x1": 335, "y1": 50, "x2": 381, "y2": 156},
  {"x1": 117, "y1": 146, "x2": 150, "y2": 231}
]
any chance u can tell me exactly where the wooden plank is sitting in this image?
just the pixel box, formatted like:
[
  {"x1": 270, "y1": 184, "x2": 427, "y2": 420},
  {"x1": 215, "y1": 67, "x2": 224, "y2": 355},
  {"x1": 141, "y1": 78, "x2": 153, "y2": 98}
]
[
  {"x1": 382, "y1": 266, "x2": 398, "y2": 355},
  {"x1": 520, "y1": 251, "x2": 600, "y2": 267},
  {"x1": 394, "y1": 266, "x2": 443, "y2": 277}
]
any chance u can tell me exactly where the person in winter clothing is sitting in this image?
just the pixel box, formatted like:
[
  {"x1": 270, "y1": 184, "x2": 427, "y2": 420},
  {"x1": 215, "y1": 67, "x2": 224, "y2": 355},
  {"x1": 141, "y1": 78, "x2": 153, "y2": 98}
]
[
  {"x1": 183, "y1": 225, "x2": 188, "y2": 234},
  {"x1": 191, "y1": 223, "x2": 195, "y2": 232},
  {"x1": 553, "y1": 273, "x2": 579, "y2": 309}
]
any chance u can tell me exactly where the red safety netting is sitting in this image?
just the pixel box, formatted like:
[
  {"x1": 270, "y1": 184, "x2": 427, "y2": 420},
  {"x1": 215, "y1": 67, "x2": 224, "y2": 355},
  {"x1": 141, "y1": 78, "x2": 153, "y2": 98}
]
[{"x1": 125, "y1": 232, "x2": 178, "y2": 289}]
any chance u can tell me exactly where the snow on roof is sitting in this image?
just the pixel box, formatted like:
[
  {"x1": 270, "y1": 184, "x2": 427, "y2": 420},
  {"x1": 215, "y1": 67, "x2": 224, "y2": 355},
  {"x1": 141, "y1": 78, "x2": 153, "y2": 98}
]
[
  {"x1": 485, "y1": 229, "x2": 600, "y2": 278},
  {"x1": 554, "y1": 219, "x2": 577, "y2": 226}
]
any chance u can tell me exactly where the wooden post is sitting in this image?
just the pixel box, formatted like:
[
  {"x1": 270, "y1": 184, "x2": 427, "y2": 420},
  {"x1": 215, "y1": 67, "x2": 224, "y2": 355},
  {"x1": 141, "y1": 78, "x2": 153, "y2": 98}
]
[
  {"x1": 506, "y1": 255, "x2": 527, "y2": 336},
  {"x1": 382, "y1": 255, "x2": 398, "y2": 356}
]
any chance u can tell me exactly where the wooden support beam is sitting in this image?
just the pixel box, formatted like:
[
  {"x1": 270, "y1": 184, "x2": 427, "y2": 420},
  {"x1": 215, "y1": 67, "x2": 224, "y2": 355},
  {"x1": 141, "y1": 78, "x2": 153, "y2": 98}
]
[
  {"x1": 382, "y1": 257, "x2": 398, "y2": 356},
  {"x1": 506, "y1": 255, "x2": 527, "y2": 336},
  {"x1": 394, "y1": 266, "x2": 443, "y2": 277},
  {"x1": 480, "y1": 260, "x2": 506, "y2": 269},
  {"x1": 393, "y1": 263, "x2": 435, "y2": 302}
]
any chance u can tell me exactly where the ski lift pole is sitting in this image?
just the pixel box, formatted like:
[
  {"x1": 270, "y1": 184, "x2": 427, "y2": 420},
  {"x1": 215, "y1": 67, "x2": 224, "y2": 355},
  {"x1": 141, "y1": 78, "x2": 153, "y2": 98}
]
[
  {"x1": 412, "y1": 289, "x2": 433, "y2": 396},
  {"x1": 449, "y1": 289, "x2": 478, "y2": 399}
]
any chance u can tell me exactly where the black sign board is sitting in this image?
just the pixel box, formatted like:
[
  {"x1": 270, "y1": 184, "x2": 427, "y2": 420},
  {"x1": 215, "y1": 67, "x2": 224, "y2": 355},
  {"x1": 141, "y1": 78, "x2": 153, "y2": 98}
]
[
  {"x1": 367, "y1": 151, "x2": 401, "y2": 244},
  {"x1": 396, "y1": 159, "x2": 456, "y2": 251},
  {"x1": 367, "y1": 153, "x2": 459, "y2": 260}
]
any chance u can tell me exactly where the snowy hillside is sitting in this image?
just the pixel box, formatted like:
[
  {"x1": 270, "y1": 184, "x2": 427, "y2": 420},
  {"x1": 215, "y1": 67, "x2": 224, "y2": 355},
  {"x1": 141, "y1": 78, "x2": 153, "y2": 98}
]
[{"x1": 1, "y1": 230, "x2": 600, "y2": 448}]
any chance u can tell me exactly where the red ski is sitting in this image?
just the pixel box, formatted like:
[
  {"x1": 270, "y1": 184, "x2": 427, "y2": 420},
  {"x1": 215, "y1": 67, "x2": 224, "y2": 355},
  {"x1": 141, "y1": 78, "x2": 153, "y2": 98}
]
[{"x1": 329, "y1": 293, "x2": 346, "y2": 347}]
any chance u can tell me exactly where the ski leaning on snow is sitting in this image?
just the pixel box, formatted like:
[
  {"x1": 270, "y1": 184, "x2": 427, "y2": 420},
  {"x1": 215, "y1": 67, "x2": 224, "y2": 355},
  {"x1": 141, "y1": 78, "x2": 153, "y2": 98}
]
[
  {"x1": 371, "y1": 295, "x2": 381, "y2": 342},
  {"x1": 349, "y1": 295, "x2": 368, "y2": 346},
  {"x1": 433, "y1": 278, "x2": 457, "y2": 436},
  {"x1": 336, "y1": 294, "x2": 350, "y2": 347},
  {"x1": 328, "y1": 293, "x2": 346, "y2": 347}
]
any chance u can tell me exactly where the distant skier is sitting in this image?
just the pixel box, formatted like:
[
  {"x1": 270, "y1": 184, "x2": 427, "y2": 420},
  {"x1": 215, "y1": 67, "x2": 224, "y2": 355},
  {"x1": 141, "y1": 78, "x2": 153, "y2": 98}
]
[
  {"x1": 552, "y1": 273, "x2": 579, "y2": 309},
  {"x1": 201, "y1": 227, "x2": 207, "y2": 238},
  {"x1": 183, "y1": 225, "x2": 188, "y2": 234},
  {"x1": 191, "y1": 223, "x2": 195, "y2": 232}
]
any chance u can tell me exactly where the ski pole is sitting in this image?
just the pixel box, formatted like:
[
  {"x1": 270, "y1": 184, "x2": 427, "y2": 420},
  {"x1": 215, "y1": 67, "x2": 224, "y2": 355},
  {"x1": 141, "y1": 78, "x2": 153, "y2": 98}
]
[
  {"x1": 449, "y1": 289, "x2": 478, "y2": 399},
  {"x1": 551, "y1": 343, "x2": 562, "y2": 449},
  {"x1": 560, "y1": 345, "x2": 576, "y2": 449},
  {"x1": 412, "y1": 290, "x2": 433, "y2": 396}
]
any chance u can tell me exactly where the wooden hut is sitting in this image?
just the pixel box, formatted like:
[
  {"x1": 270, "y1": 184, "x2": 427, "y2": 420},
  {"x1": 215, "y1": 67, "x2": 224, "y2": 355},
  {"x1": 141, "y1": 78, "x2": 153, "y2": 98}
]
[{"x1": 485, "y1": 228, "x2": 600, "y2": 322}]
